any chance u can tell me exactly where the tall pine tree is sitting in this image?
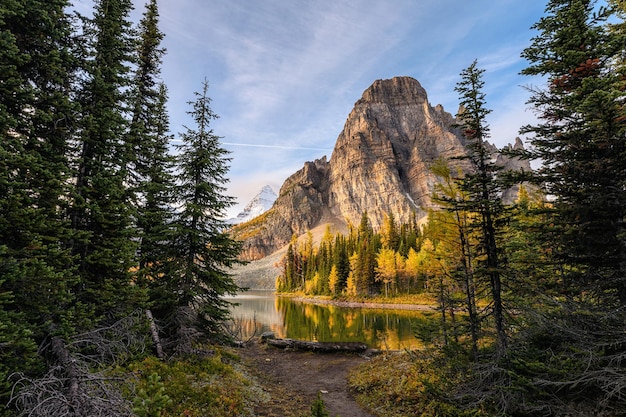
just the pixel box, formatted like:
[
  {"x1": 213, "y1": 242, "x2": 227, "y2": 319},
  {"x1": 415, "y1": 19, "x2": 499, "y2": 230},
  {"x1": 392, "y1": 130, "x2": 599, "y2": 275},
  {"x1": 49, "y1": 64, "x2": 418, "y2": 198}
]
[
  {"x1": 0, "y1": 0, "x2": 78, "y2": 403},
  {"x1": 156, "y1": 79, "x2": 241, "y2": 352},
  {"x1": 126, "y1": 0, "x2": 176, "y2": 288},
  {"x1": 71, "y1": 0, "x2": 143, "y2": 321},
  {"x1": 502, "y1": 1, "x2": 626, "y2": 411}
]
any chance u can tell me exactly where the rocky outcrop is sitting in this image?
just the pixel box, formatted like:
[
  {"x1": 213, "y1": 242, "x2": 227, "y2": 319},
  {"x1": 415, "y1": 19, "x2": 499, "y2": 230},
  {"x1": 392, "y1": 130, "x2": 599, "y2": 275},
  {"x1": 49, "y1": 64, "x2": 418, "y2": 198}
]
[
  {"x1": 493, "y1": 137, "x2": 532, "y2": 204},
  {"x1": 233, "y1": 77, "x2": 529, "y2": 260},
  {"x1": 231, "y1": 157, "x2": 332, "y2": 260},
  {"x1": 327, "y1": 77, "x2": 470, "y2": 230}
]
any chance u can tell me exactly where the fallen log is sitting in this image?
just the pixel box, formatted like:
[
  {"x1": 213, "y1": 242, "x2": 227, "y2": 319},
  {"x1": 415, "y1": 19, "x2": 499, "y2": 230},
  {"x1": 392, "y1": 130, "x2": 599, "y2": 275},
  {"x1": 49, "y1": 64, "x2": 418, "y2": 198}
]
[{"x1": 264, "y1": 338, "x2": 368, "y2": 353}]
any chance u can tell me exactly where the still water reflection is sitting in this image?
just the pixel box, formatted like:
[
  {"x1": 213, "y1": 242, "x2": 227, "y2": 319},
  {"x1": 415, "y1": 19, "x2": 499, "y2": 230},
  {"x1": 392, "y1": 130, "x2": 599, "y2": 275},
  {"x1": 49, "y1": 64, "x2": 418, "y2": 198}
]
[{"x1": 225, "y1": 290, "x2": 431, "y2": 350}]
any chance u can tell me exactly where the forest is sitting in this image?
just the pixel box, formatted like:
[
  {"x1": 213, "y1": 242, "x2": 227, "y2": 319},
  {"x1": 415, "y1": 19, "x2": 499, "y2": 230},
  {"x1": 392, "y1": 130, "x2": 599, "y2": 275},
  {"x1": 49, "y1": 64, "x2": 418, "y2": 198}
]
[
  {"x1": 1, "y1": 0, "x2": 243, "y2": 415},
  {"x1": 1, "y1": 0, "x2": 626, "y2": 416}
]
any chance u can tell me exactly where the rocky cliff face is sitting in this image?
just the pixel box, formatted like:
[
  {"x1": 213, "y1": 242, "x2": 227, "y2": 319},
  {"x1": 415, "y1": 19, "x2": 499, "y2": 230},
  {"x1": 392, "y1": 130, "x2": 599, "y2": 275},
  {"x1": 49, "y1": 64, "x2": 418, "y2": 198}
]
[
  {"x1": 327, "y1": 77, "x2": 470, "y2": 230},
  {"x1": 231, "y1": 157, "x2": 331, "y2": 260},
  {"x1": 232, "y1": 76, "x2": 529, "y2": 260}
]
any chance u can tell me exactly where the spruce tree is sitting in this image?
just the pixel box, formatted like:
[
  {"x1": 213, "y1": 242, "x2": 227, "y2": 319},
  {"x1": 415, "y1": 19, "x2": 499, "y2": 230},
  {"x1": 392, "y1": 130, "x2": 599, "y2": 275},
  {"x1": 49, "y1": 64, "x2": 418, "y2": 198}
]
[
  {"x1": 355, "y1": 212, "x2": 376, "y2": 296},
  {"x1": 126, "y1": 0, "x2": 176, "y2": 289},
  {"x1": 158, "y1": 79, "x2": 241, "y2": 351},
  {"x1": 483, "y1": 2, "x2": 626, "y2": 412},
  {"x1": 137, "y1": 83, "x2": 176, "y2": 282},
  {"x1": 0, "y1": 0, "x2": 78, "y2": 326},
  {"x1": 334, "y1": 236, "x2": 350, "y2": 293},
  {"x1": 71, "y1": 0, "x2": 142, "y2": 321},
  {"x1": 281, "y1": 242, "x2": 297, "y2": 291},
  {"x1": 316, "y1": 227, "x2": 333, "y2": 286},
  {"x1": 521, "y1": 0, "x2": 626, "y2": 304},
  {"x1": 0, "y1": 0, "x2": 79, "y2": 404}
]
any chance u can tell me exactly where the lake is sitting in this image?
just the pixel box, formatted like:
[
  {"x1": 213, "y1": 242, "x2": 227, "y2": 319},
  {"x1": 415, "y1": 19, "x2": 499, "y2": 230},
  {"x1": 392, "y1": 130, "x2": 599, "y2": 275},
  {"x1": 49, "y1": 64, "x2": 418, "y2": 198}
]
[{"x1": 225, "y1": 290, "x2": 434, "y2": 350}]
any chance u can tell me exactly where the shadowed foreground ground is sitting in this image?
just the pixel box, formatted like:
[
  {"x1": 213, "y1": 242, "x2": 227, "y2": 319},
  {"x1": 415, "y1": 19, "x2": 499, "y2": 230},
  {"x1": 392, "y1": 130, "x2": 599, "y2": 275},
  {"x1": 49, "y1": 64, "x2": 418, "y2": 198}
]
[{"x1": 237, "y1": 341, "x2": 376, "y2": 417}]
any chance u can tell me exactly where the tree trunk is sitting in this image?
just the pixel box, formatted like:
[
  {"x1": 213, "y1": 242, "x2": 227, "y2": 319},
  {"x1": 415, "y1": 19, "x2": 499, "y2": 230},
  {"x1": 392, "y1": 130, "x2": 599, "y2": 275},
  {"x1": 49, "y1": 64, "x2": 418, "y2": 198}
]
[
  {"x1": 457, "y1": 210, "x2": 479, "y2": 359},
  {"x1": 484, "y1": 209, "x2": 507, "y2": 356},
  {"x1": 265, "y1": 338, "x2": 368, "y2": 353},
  {"x1": 145, "y1": 309, "x2": 165, "y2": 359},
  {"x1": 50, "y1": 336, "x2": 81, "y2": 414}
]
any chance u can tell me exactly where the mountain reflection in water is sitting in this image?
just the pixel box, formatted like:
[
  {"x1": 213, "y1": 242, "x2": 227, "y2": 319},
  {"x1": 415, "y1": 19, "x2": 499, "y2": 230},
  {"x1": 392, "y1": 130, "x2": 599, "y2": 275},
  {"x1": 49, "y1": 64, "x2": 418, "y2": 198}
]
[{"x1": 225, "y1": 290, "x2": 430, "y2": 350}]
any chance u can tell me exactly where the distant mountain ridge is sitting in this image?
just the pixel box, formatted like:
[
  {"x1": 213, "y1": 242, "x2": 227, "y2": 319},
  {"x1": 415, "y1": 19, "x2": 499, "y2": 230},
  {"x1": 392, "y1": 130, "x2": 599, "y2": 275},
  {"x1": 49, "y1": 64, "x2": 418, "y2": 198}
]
[
  {"x1": 232, "y1": 77, "x2": 530, "y2": 260},
  {"x1": 227, "y1": 185, "x2": 277, "y2": 225}
]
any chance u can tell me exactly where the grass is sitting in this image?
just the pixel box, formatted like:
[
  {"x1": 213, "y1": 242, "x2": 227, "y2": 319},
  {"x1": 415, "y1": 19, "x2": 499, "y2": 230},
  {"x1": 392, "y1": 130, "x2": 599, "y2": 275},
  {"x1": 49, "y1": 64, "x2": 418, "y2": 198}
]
[
  {"x1": 126, "y1": 349, "x2": 258, "y2": 417},
  {"x1": 348, "y1": 350, "x2": 483, "y2": 417},
  {"x1": 337, "y1": 293, "x2": 438, "y2": 306},
  {"x1": 279, "y1": 291, "x2": 439, "y2": 307}
]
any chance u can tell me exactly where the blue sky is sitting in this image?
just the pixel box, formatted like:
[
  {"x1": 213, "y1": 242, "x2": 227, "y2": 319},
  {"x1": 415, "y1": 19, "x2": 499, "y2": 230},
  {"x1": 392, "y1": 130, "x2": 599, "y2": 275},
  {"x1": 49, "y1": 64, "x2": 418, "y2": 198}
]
[{"x1": 73, "y1": 0, "x2": 548, "y2": 217}]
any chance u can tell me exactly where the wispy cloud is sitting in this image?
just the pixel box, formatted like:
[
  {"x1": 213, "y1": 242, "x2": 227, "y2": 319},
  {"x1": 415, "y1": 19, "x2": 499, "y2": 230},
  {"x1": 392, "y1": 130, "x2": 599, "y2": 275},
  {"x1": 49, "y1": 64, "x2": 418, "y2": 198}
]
[
  {"x1": 134, "y1": 0, "x2": 547, "y2": 216},
  {"x1": 206, "y1": 0, "x2": 409, "y2": 132},
  {"x1": 222, "y1": 142, "x2": 331, "y2": 152}
]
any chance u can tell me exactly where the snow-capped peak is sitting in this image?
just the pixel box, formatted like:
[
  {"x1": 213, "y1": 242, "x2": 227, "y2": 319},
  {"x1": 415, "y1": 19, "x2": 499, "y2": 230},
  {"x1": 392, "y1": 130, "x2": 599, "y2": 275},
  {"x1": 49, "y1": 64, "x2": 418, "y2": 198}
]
[{"x1": 228, "y1": 185, "x2": 277, "y2": 224}]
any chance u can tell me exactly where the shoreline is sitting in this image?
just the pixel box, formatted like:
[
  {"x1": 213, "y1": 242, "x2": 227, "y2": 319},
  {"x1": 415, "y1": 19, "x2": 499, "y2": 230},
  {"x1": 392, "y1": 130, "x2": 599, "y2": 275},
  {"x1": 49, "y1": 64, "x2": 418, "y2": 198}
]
[{"x1": 287, "y1": 295, "x2": 436, "y2": 311}]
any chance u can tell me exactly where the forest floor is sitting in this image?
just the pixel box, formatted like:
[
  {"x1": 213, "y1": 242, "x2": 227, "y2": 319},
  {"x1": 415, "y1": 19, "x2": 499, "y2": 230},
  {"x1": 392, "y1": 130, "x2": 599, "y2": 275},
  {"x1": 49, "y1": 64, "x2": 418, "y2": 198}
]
[{"x1": 236, "y1": 340, "x2": 377, "y2": 417}]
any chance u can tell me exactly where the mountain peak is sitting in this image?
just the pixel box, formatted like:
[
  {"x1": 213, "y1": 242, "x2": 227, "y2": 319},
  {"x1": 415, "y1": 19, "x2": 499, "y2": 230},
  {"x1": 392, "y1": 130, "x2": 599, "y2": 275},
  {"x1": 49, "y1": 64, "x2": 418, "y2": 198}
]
[
  {"x1": 233, "y1": 77, "x2": 528, "y2": 260},
  {"x1": 228, "y1": 185, "x2": 277, "y2": 225},
  {"x1": 358, "y1": 76, "x2": 428, "y2": 106}
]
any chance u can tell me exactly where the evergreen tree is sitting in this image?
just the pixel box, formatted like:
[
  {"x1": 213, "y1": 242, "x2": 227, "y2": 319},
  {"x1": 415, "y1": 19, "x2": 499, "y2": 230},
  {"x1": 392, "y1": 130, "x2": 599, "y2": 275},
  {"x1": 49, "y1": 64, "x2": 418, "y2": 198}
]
[
  {"x1": 71, "y1": 0, "x2": 142, "y2": 321},
  {"x1": 137, "y1": 83, "x2": 176, "y2": 280},
  {"x1": 281, "y1": 242, "x2": 296, "y2": 291},
  {"x1": 126, "y1": 1, "x2": 176, "y2": 289},
  {"x1": 455, "y1": 60, "x2": 508, "y2": 355},
  {"x1": 159, "y1": 79, "x2": 241, "y2": 350},
  {"x1": 334, "y1": 235, "x2": 350, "y2": 293},
  {"x1": 502, "y1": 185, "x2": 558, "y2": 298},
  {"x1": 509, "y1": 3, "x2": 626, "y2": 410},
  {"x1": 355, "y1": 212, "x2": 377, "y2": 296},
  {"x1": 0, "y1": 0, "x2": 78, "y2": 403},
  {"x1": 521, "y1": 0, "x2": 626, "y2": 304},
  {"x1": 398, "y1": 217, "x2": 419, "y2": 257},
  {"x1": 0, "y1": 262, "x2": 40, "y2": 407}
]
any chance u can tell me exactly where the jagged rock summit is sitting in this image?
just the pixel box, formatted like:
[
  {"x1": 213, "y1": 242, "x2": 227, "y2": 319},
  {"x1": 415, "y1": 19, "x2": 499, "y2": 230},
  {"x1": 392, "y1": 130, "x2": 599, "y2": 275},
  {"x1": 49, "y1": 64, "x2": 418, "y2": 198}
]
[
  {"x1": 327, "y1": 77, "x2": 469, "y2": 230},
  {"x1": 227, "y1": 185, "x2": 277, "y2": 225},
  {"x1": 232, "y1": 76, "x2": 528, "y2": 260}
]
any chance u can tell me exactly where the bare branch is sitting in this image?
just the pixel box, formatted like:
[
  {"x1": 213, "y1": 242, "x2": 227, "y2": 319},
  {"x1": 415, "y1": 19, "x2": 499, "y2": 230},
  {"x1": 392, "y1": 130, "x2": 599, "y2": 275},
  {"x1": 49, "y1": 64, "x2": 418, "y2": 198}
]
[{"x1": 9, "y1": 312, "x2": 148, "y2": 416}]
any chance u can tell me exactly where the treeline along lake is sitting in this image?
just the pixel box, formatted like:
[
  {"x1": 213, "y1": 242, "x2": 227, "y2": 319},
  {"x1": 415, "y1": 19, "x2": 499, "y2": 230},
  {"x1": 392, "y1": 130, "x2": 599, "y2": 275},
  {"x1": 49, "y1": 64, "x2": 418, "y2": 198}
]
[{"x1": 226, "y1": 290, "x2": 434, "y2": 350}]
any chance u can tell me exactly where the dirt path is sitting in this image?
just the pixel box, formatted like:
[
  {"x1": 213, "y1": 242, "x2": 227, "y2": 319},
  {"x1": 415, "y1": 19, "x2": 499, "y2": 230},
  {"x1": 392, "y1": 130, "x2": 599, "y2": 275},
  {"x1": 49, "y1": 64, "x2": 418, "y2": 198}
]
[{"x1": 238, "y1": 341, "x2": 376, "y2": 417}]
